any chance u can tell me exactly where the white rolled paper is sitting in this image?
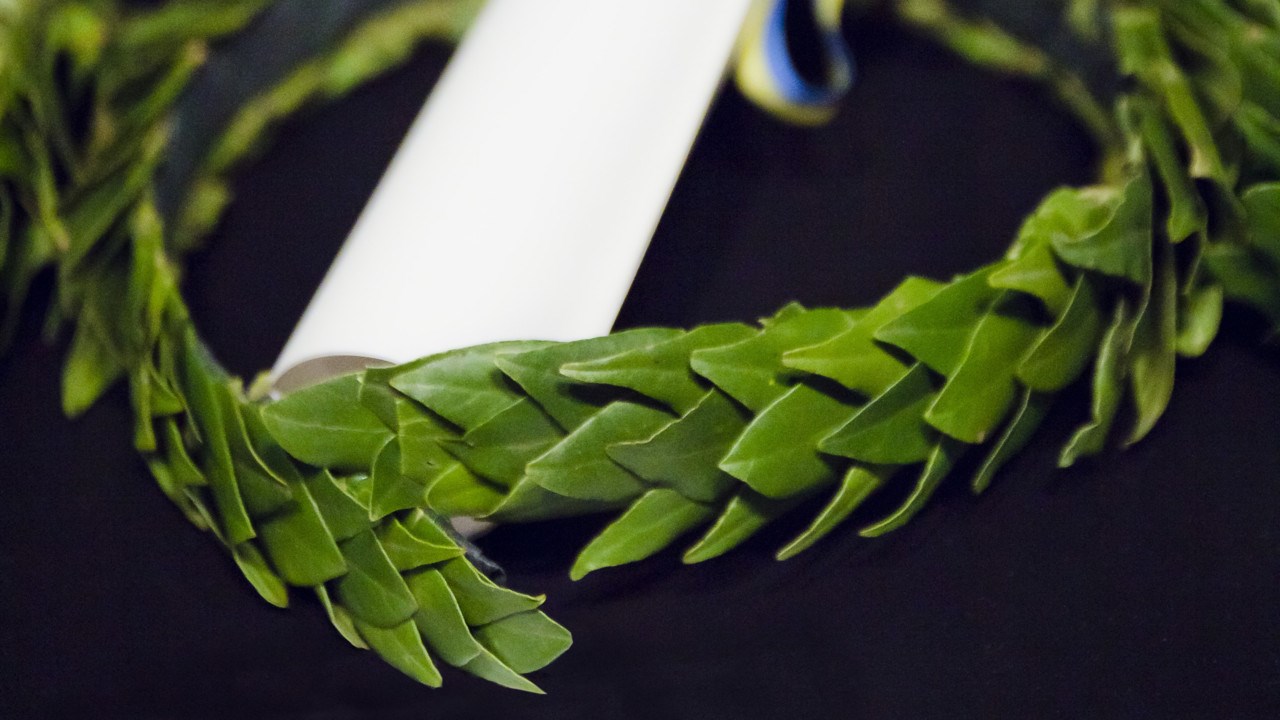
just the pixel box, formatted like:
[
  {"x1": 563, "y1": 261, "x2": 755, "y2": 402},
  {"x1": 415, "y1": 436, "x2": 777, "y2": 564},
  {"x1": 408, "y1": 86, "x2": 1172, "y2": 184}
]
[{"x1": 273, "y1": 0, "x2": 754, "y2": 390}]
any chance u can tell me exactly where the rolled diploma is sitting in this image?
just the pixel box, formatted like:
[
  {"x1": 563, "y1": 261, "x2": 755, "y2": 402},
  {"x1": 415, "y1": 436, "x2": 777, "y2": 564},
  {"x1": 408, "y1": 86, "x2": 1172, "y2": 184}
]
[{"x1": 273, "y1": 0, "x2": 755, "y2": 389}]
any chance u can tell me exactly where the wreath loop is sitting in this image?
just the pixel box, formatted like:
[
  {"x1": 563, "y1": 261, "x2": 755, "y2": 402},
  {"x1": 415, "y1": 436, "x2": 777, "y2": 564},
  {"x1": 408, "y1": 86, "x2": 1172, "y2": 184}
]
[{"x1": 2, "y1": 0, "x2": 1279, "y2": 692}]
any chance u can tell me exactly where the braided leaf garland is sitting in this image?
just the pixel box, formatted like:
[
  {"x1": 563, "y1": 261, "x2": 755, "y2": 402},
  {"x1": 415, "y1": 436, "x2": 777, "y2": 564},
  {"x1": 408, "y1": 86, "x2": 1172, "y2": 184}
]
[
  {"x1": 1, "y1": 0, "x2": 568, "y2": 692},
  {"x1": 260, "y1": 0, "x2": 1280, "y2": 666},
  {"x1": 3, "y1": 0, "x2": 1280, "y2": 694}
]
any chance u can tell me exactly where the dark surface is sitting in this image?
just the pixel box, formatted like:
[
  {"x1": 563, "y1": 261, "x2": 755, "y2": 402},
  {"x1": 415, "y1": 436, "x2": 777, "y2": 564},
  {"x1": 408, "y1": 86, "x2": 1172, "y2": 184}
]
[{"x1": 4, "y1": 15, "x2": 1280, "y2": 720}]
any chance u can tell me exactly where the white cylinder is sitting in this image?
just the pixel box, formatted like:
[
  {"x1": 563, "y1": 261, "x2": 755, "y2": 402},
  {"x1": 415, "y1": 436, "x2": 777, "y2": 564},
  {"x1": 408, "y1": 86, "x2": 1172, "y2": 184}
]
[{"x1": 273, "y1": 0, "x2": 754, "y2": 389}]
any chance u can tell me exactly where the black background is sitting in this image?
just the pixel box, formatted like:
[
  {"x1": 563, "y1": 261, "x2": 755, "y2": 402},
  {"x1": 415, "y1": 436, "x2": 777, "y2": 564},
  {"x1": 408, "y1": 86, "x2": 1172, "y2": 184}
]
[{"x1": 4, "y1": 14, "x2": 1280, "y2": 720}]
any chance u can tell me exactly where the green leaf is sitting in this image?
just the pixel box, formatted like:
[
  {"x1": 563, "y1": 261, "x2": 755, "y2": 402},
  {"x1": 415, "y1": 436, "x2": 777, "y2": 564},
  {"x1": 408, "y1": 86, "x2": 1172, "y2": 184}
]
[
  {"x1": 303, "y1": 469, "x2": 371, "y2": 542},
  {"x1": 1244, "y1": 183, "x2": 1280, "y2": 265},
  {"x1": 971, "y1": 389, "x2": 1052, "y2": 493},
  {"x1": 315, "y1": 585, "x2": 367, "y2": 649},
  {"x1": 1131, "y1": 95, "x2": 1207, "y2": 242},
  {"x1": 820, "y1": 364, "x2": 938, "y2": 464},
  {"x1": 776, "y1": 465, "x2": 888, "y2": 560},
  {"x1": 353, "y1": 618, "x2": 442, "y2": 687},
  {"x1": 370, "y1": 438, "x2": 430, "y2": 520},
  {"x1": 1204, "y1": 244, "x2": 1280, "y2": 327},
  {"x1": 160, "y1": 417, "x2": 206, "y2": 487},
  {"x1": 1017, "y1": 277, "x2": 1105, "y2": 391},
  {"x1": 262, "y1": 373, "x2": 393, "y2": 470},
  {"x1": 562, "y1": 323, "x2": 755, "y2": 415},
  {"x1": 875, "y1": 268, "x2": 999, "y2": 376},
  {"x1": 376, "y1": 516, "x2": 462, "y2": 572},
  {"x1": 496, "y1": 328, "x2": 679, "y2": 430},
  {"x1": 523, "y1": 401, "x2": 671, "y2": 502},
  {"x1": 390, "y1": 341, "x2": 551, "y2": 431},
  {"x1": 781, "y1": 277, "x2": 942, "y2": 397},
  {"x1": 461, "y1": 648, "x2": 544, "y2": 694},
  {"x1": 427, "y1": 465, "x2": 506, "y2": 517},
  {"x1": 231, "y1": 542, "x2": 289, "y2": 609},
  {"x1": 1237, "y1": 102, "x2": 1280, "y2": 177},
  {"x1": 570, "y1": 488, "x2": 715, "y2": 579},
  {"x1": 437, "y1": 556, "x2": 543, "y2": 626},
  {"x1": 486, "y1": 480, "x2": 616, "y2": 523},
  {"x1": 719, "y1": 383, "x2": 858, "y2": 498},
  {"x1": 989, "y1": 242, "x2": 1072, "y2": 314},
  {"x1": 860, "y1": 437, "x2": 965, "y2": 537},
  {"x1": 925, "y1": 295, "x2": 1045, "y2": 444},
  {"x1": 1113, "y1": 7, "x2": 1228, "y2": 184},
  {"x1": 441, "y1": 398, "x2": 562, "y2": 487},
  {"x1": 1127, "y1": 238, "x2": 1177, "y2": 444},
  {"x1": 395, "y1": 397, "x2": 468, "y2": 485},
  {"x1": 334, "y1": 529, "x2": 419, "y2": 628},
  {"x1": 179, "y1": 333, "x2": 254, "y2": 544},
  {"x1": 256, "y1": 482, "x2": 348, "y2": 587},
  {"x1": 233, "y1": 458, "x2": 293, "y2": 518},
  {"x1": 683, "y1": 489, "x2": 799, "y2": 564},
  {"x1": 1047, "y1": 175, "x2": 1154, "y2": 285},
  {"x1": 62, "y1": 318, "x2": 123, "y2": 417},
  {"x1": 1176, "y1": 282, "x2": 1223, "y2": 357},
  {"x1": 688, "y1": 310, "x2": 856, "y2": 411},
  {"x1": 406, "y1": 568, "x2": 483, "y2": 667},
  {"x1": 475, "y1": 611, "x2": 573, "y2": 675},
  {"x1": 1059, "y1": 299, "x2": 1134, "y2": 466},
  {"x1": 606, "y1": 389, "x2": 748, "y2": 503}
]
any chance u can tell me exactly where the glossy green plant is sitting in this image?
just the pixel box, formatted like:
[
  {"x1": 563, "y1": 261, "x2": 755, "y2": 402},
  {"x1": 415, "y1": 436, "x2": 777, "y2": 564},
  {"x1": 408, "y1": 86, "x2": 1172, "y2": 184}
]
[{"x1": 2, "y1": 0, "x2": 1279, "y2": 693}]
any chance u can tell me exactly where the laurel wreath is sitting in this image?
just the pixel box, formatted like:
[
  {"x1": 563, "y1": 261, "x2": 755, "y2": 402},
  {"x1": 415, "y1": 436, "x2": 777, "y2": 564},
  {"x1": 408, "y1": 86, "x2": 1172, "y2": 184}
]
[{"x1": 2, "y1": 0, "x2": 1278, "y2": 693}]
